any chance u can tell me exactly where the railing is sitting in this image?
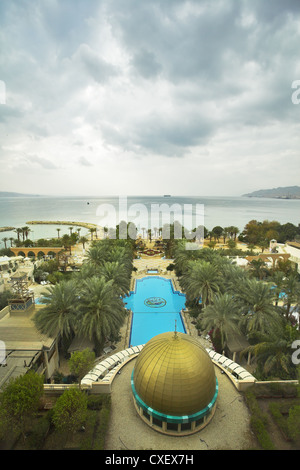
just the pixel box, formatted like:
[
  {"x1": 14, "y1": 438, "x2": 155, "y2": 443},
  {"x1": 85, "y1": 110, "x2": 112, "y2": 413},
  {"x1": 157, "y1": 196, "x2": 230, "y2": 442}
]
[
  {"x1": 81, "y1": 345, "x2": 144, "y2": 387},
  {"x1": 207, "y1": 349, "x2": 256, "y2": 391}
]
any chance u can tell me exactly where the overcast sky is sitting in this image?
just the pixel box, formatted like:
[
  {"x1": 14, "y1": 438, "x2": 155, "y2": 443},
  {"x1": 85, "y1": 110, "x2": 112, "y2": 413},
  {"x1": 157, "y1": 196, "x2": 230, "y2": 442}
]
[{"x1": 0, "y1": 0, "x2": 299, "y2": 197}]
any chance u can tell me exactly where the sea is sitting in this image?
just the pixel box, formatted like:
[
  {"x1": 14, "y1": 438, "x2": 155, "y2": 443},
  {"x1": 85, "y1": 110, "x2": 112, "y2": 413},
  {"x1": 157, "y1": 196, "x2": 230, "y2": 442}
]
[{"x1": 0, "y1": 195, "x2": 300, "y2": 248}]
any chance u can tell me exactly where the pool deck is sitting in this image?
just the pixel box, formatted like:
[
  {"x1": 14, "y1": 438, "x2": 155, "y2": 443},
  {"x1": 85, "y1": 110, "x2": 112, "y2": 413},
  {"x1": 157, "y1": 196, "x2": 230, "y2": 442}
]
[{"x1": 105, "y1": 263, "x2": 257, "y2": 449}]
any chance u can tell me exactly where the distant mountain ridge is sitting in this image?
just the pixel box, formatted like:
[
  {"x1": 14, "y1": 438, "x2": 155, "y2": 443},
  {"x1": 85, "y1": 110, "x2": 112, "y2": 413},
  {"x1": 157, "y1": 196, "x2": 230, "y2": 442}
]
[
  {"x1": 0, "y1": 191, "x2": 40, "y2": 197},
  {"x1": 243, "y1": 186, "x2": 300, "y2": 199}
]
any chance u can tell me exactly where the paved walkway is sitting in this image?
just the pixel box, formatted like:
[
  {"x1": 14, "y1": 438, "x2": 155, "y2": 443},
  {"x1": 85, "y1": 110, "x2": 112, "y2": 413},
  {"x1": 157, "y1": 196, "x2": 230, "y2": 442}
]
[{"x1": 104, "y1": 359, "x2": 257, "y2": 451}]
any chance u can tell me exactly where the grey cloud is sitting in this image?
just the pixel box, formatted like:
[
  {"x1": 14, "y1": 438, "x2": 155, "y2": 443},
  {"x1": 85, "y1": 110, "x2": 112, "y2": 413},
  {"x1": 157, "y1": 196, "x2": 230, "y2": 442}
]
[
  {"x1": 0, "y1": 105, "x2": 22, "y2": 123},
  {"x1": 78, "y1": 156, "x2": 92, "y2": 166},
  {"x1": 0, "y1": 0, "x2": 300, "y2": 196},
  {"x1": 31, "y1": 155, "x2": 58, "y2": 170},
  {"x1": 131, "y1": 48, "x2": 162, "y2": 79},
  {"x1": 99, "y1": 110, "x2": 215, "y2": 157},
  {"x1": 249, "y1": 0, "x2": 300, "y2": 22},
  {"x1": 133, "y1": 112, "x2": 214, "y2": 156},
  {"x1": 74, "y1": 43, "x2": 119, "y2": 84}
]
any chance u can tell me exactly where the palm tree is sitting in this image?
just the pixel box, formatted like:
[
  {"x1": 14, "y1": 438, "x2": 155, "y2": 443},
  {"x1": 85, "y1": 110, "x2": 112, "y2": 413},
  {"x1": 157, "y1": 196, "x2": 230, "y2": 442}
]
[
  {"x1": 9, "y1": 237, "x2": 14, "y2": 247},
  {"x1": 200, "y1": 293, "x2": 241, "y2": 351},
  {"x1": 72, "y1": 262, "x2": 99, "y2": 282},
  {"x1": 257, "y1": 239, "x2": 269, "y2": 253},
  {"x1": 21, "y1": 226, "x2": 30, "y2": 241},
  {"x1": 2, "y1": 237, "x2": 8, "y2": 249},
  {"x1": 61, "y1": 234, "x2": 72, "y2": 254},
  {"x1": 235, "y1": 278, "x2": 281, "y2": 335},
  {"x1": 79, "y1": 236, "x2": 88, "y2": 250},
  {"x1": 15, "y1": 228, "x2": 23, "y2": 242},
  {"x1": 248, "y1": 258, "x2": 268, "y2": 280},
  {"x1": 222, "y1": 227, "x2": 229, "y2": 243},
  {"x1": 231, "y1": 226, "x2": 240, "y2": 240},
  {"x1": 77, "y1": 276, "x2": 126, "y2": 352},
  {"x1": 180, "y1": 260, "x2": 221, "y2": 307},
  {"x1": 56, "y1": 228, "x2": 61, "y2": 239},
  {"x1": 173, "y1": 241, "x2": 203, "y2": 274},
  {"x1": 89, "y1": 227, "x2": 96, "y2": 241},
  {"x1": 108, "y1": 245, "x2": 133, "y2": 273},
  {"x1": 222, "y1": 262, "x2": 250, "y2": 296},
  {"x1": 86, "y1": 243, "x2": 107, "y2": 267},
  {"x1": 242, "y1": 321, "x2": 299, "y2": 379},
  {"x1": 270, "y1": 270, "x2": 286, "y2": 306},
  {"x1": 282, "y1": 274, "x2": 300, "y2": 321},
  {"x1": 99, "y1": 261, "x2": 130, "y2": 295},
  {"x1": 34, "y1": 280, "x2": 78, "y2": 339}
]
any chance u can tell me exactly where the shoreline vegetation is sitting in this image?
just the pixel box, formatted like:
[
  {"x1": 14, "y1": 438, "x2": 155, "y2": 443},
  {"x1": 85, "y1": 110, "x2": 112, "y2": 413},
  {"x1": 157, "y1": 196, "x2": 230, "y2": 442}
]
[{"x1": 0, "y1": 226, "x2": 15, "y2": 233}]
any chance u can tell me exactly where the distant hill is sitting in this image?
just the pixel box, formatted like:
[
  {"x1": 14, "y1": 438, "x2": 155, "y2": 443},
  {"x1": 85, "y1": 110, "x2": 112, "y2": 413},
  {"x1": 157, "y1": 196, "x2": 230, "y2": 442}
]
[
  {"x1": 0, "y1": 191, "x2": 40, "y2": 197},
  {"x1": 243, "y1": 186, "x2": 300, "y2": 199}
]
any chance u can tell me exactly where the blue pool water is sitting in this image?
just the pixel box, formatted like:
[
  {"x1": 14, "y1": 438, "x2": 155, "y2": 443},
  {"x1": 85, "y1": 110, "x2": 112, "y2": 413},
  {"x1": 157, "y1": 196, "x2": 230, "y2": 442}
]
[
  {"x1": 270, "y1": 286, "x2": 287, "y2": 299},
  {"x1": 124, "y1": 276, "x2": 186, "y2": 346}
]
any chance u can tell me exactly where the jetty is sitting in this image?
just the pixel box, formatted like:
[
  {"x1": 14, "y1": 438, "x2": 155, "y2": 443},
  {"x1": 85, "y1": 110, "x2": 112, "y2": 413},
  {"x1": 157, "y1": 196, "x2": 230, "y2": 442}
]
[{"x1": 26, "y1": 220, "x2": 98, "y2": 230}]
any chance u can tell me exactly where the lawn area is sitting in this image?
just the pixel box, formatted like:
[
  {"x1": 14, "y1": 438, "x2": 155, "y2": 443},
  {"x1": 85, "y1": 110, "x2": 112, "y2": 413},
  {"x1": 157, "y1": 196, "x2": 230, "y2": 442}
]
[{"x1": 0, "y1": 394, "x2": 111, "y2": 450}]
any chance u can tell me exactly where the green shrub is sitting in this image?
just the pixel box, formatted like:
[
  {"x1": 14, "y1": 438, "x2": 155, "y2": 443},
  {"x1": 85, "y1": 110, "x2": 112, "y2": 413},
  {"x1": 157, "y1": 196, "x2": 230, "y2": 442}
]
[
  {"x1": 245, "y1": 390, "x2": 274, "y2": 448},
  {"x1": 287, "y1": 405, "x2": 300, "y2": 440},
  {"x1": 250, "y1": 415, "x2": 276, "y2": 450},
  {"x1": 166, "y1": 264, "x2": 175, "y2": 271},
  {"x1": 269, "y1": 402, "x2": 290, "y2": 439},
  {"x1": 87, "y1": 394, "x2": 111, "y2": 410},
  {"x1": 79, "y1": 411, "x2": 98, "y2": 450},
  {"x1": 251, "y1": 382, "x2": 298, "y2": 398},
  {"x1": 87, "y1": 395, "x2": 106, "y2": 410},
  {"x1": 94, "y1": 406, "x2": 111, "y2": 450},
  {"x1": 27, "y1": 417, "x2": 50, "y2": 449}
]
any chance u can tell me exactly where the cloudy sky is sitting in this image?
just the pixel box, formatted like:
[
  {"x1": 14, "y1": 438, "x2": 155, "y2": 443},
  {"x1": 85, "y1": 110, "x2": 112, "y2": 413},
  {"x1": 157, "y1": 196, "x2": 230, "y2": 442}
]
[{"x1": 0, "y1": 0, "x2": 299, "y2": 197}]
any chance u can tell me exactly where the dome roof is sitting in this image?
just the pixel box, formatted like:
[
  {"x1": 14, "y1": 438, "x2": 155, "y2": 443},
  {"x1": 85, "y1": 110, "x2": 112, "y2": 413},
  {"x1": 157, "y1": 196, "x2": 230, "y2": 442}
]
[{"x1": 133, "y1": 331, "x2": 217, "y2": 417}]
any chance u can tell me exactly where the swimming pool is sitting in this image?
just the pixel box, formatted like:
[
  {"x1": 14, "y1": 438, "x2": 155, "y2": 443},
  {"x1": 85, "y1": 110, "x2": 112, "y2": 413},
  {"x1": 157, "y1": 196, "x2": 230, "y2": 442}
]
[{"x1": 124, "y1": 276, "x2": 186, "y2": 346}]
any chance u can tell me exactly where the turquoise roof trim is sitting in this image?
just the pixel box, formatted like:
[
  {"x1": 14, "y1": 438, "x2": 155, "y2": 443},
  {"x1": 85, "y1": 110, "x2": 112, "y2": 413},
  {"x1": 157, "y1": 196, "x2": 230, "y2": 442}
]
[{"x1": 131, "y1": 371, "x2": 218, "y2": 424}]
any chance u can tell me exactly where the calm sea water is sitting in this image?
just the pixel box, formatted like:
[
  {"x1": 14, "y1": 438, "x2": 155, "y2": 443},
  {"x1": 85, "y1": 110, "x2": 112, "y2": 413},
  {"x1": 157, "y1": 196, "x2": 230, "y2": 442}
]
[{"x1": 0, "y1": 195, "x2": 300, "y2": 248}]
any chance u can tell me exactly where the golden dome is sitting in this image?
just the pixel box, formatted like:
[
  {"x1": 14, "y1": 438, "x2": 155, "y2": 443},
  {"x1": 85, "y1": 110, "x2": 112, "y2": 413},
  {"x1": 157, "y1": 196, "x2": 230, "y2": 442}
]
[{"x1": 133, "y1": 331, "x2": 217, "y2": 417}]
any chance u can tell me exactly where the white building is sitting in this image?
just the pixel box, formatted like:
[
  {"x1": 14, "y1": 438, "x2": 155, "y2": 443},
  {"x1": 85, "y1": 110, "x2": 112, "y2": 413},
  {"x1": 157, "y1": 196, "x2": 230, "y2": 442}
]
[{"x1": 277, "y1": 241, "x2": 300, "y2": 273}]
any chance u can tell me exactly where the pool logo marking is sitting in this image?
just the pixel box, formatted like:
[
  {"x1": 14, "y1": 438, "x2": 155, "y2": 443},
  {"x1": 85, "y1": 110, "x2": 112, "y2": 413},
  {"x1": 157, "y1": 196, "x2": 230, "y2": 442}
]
[{"x1": 144, "y1": 297, "x2": 167, "y2": 308}]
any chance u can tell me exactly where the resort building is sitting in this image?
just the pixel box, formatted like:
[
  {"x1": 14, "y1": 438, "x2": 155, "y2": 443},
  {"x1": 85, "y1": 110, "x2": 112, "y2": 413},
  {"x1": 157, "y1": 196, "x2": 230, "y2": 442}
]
[
  {"x1": 279, "y1": 241, "x2": 300, "y2": 273},
  {"x1": 0, "y1": 255, "x2": 29, "y2": 293},
  {"x1": 0, "y1": 272, "x2": 59, "y2": 390}
]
